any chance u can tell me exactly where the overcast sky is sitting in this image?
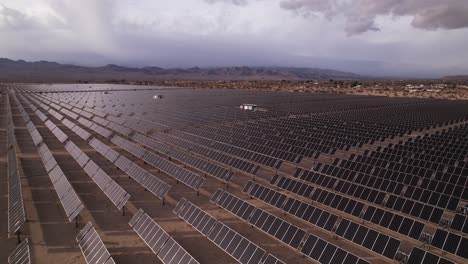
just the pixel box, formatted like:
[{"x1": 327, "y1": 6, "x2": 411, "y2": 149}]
[{"x1": 1, "y1": 0, "x2": 468, "y2": 77}]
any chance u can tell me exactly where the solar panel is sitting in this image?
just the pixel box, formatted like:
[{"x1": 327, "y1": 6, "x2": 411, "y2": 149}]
[
  {"x1": 407, "y1": 247, "x2": 455, "y2": 264},
  {"x1": 363, "y1": 205, "x2": 425, "y2": 240},
  {"x1": 60, "y1": 117, "x2": 92, "y2": 141},
  {"x1": 243, "y1": 181, "x2": 287, "y2": 209},
  {"x1": 7, "y1": 112, "x2": 26, "y2": 236},
  {"x1": 249, "y1": 207, "x2": 306, "y2": 249},
  {"x1": 451, "y1": 214, "x2": 468, "y2": 235},
  {"x1": 175, "y1": 199, "x2": 281, "y2": 264},
  {"x1": 34, "y1": 109, "x2": 47, "y2": 121},
  {"x1": 301, "y1": 234, "x2": 369, "y2": 264},
  {"x1": 37, "y1": 144, "x2": 84, "y2": 222},
  {"x1": 129, "y1": 209, "x2": 200, "y2": 264},
  {"x1": 89, "y1": 138, "x2": 120, "y2": 163},
  {"x1": 25, "y1": 121, "x2": 43, "y2": 146},
  {"x1": 210, "y1": 189, "x2": 255, "y2": 221},
  {"x1": 7, "y1": 123, "x2": 15, "y2": 148},
  {"x1": 45, "y1": 120, "x2": 68, "y2": 143},
  {"x1": 282, "y1": 196, "x2": 339, "y2": 232},
  {"x1": 48, "y1": 108, "x2": 64, "y2": 121},
  {"x1": 37, "y1": 144, "x2": 58, "y2": 173},
  {"x1": 76, "y1": 222, "x2": 116, "y2": 264},
  {"x1": 174, "y1": 199, "x2": 217, "y2": 236},
  {"x1": 112, "y1": 136, "x2": 205, "y2": 191},
  {"x1": 90, "y1": 123, "x2": 113, "y2": 138},
  {"x1": 335, "y1": 219, "x2": 401, "y2": 260},
  {"x1": 209, "y1": 221, "x2": 267, "y2": 264},
  {"x1": 7, "y1": 132, "x2": 26, "y2": 236},
  {"x1": 8, "y1": 238, "x2": 31, "y2": 264},
  {"x1": 431, "y1": 228, "x2": 467, "y2": 259},
  {"x1": 114, "y1": 155, "x2": 170, "y2": 200},
  {"x1": 132, "y1": 133, "x2": 233, "y2": 182},
  {"x1": 66, "y1": 141, "x2": 130, "y2": 210},
  {"x1": 212, "y1": 189, "x2": 306, "y2": 249},
  {"x1": 261, "y1": 254, "x2": 285, "y2": 264},
  {"x1": 107, "y1": 121, "x2": 132, "y2": 136}
]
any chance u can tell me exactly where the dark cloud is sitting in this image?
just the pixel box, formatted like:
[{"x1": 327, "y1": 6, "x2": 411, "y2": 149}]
[
  {"x1": 279, "y1": 0, "x2": 468, "y2": 35},
  {"x1": 1, "y1": 0, "x2": 467, "y2": 78}
]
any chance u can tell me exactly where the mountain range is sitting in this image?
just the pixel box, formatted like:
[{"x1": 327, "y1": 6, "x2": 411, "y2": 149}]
[{"x1": 0, "y1": 58, "x2": 363, "y2": 82}]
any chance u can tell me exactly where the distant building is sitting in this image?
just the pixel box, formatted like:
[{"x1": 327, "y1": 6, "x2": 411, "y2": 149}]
[{"x1": 240, "y1": 104, "x2": 257, "y2": 111}]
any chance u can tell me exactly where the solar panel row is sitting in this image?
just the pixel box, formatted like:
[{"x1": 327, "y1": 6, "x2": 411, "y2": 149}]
[
  {"x1": 301, "y1": 234, "x2": 370, "y2": 264},
  {"x1": 44, "y1": 120, "x2": 68, "y2": 143},
  {"x1": 211, "y1": 189, "x2": 306, "y2": 249},
  {"x1": 6, "y1": 95, "x2": 26, "y2": 236},
  {"x1": 62, "y1": 118, "x2": 91, "y2": 140},
  {"x1": 451, "y1": 214, "x2": 468, "y2": 235},
  {"x1": 407, "y1": 247, "x2": 455, "y2": 264},
  {"x1": 431, "y1": 228, "x2": 467, "y2": 259},
  {"x1": 25, "y1": 121, "x2": 43, "y2": 146},
  {"x1": 132, "y1": 133, "x2": 233, "y2": 182},
  {"x1": 15, "y1": 95, "x2": 82, "y2": 222},
  {"x1": 151, "y1": 131, "x2": 260, "y2": 176},
  {"x1": 170, "y1": 130, "x2": 283, "y2": 169},
  {"x1": 129, "y1": 209, "x2": 199, "y2": 264},
  {"x1": 363, "y1": 205, "x2": 425, "y2": 240},
  {"x1": 335, "y1": 219, "x2": 401, "y2": 260},
  {"x1": 88, "y1": 137, "x2": 171, "y2": 200},
  {"x1": 76, "y1": 222, "x2": 116, "y2": 264},
  {"x1": 37, "y1": 144, "x2": 84, "y2": 222},
  {"x1": 111, "y1": 136, "x2": 205, "y2": 191},
  {"x1": 65, "y1": 141, "x2": 130, "y2": 210},
  {"x1": 174, "y1": 199, "x2": 283, "y2": 264},
  {"x1": 244, "y1": 180, "x2": 341, "y2": 232},
  {"x1": 114, "y1": 155, "x2": 171, "y2": 200}
]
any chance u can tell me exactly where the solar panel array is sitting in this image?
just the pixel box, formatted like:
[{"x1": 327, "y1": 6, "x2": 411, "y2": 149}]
[
  {"x1": 76, "y1": 222, "x2": 116, "y2": 264},
  {"x1": 6, "y1": 95, "x2": 27, "y2": 237},
  {"x1": 129, "y1": 209, "x2": 199, "y2": 264},
  {"x1": 13, "y1": 95, "x2": 86, "y2": 223},
  {"x1": 4, "y1": 84, "x2": 468, "y2": 264}
]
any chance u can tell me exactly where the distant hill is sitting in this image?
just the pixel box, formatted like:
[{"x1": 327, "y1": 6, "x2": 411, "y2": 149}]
[
  {"x1": 0, "y1": 58, "x2": 363, "y2": 82},
  {"x1": 443, "y1": 75, "x2": 468, "y2": 80}
]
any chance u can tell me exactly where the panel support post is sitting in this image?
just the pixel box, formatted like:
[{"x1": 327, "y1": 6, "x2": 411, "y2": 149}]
[
  {"x1": 122, "y1": 206, "x2": 125, "y2": 216},
  {"x1": 162, "y1": 197, "x2": 165, "y2": 206},
  {"x1": 197, "y1": 190, "x2": 200, "y2": 196},
  {"x1": 17, "y1": 231, "x2": 21, "y2": 244},
  {"x1": 75, "y1": 216, "x2": 79, "y2": 228}
]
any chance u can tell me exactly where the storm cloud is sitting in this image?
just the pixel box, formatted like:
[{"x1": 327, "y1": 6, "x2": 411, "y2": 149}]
[
  {"x1": 0, "y1": 0, "x2": 467, "y2": 78},
  {"x1": 279, "y1": 0, "x2": 468, "y2": 35}
]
